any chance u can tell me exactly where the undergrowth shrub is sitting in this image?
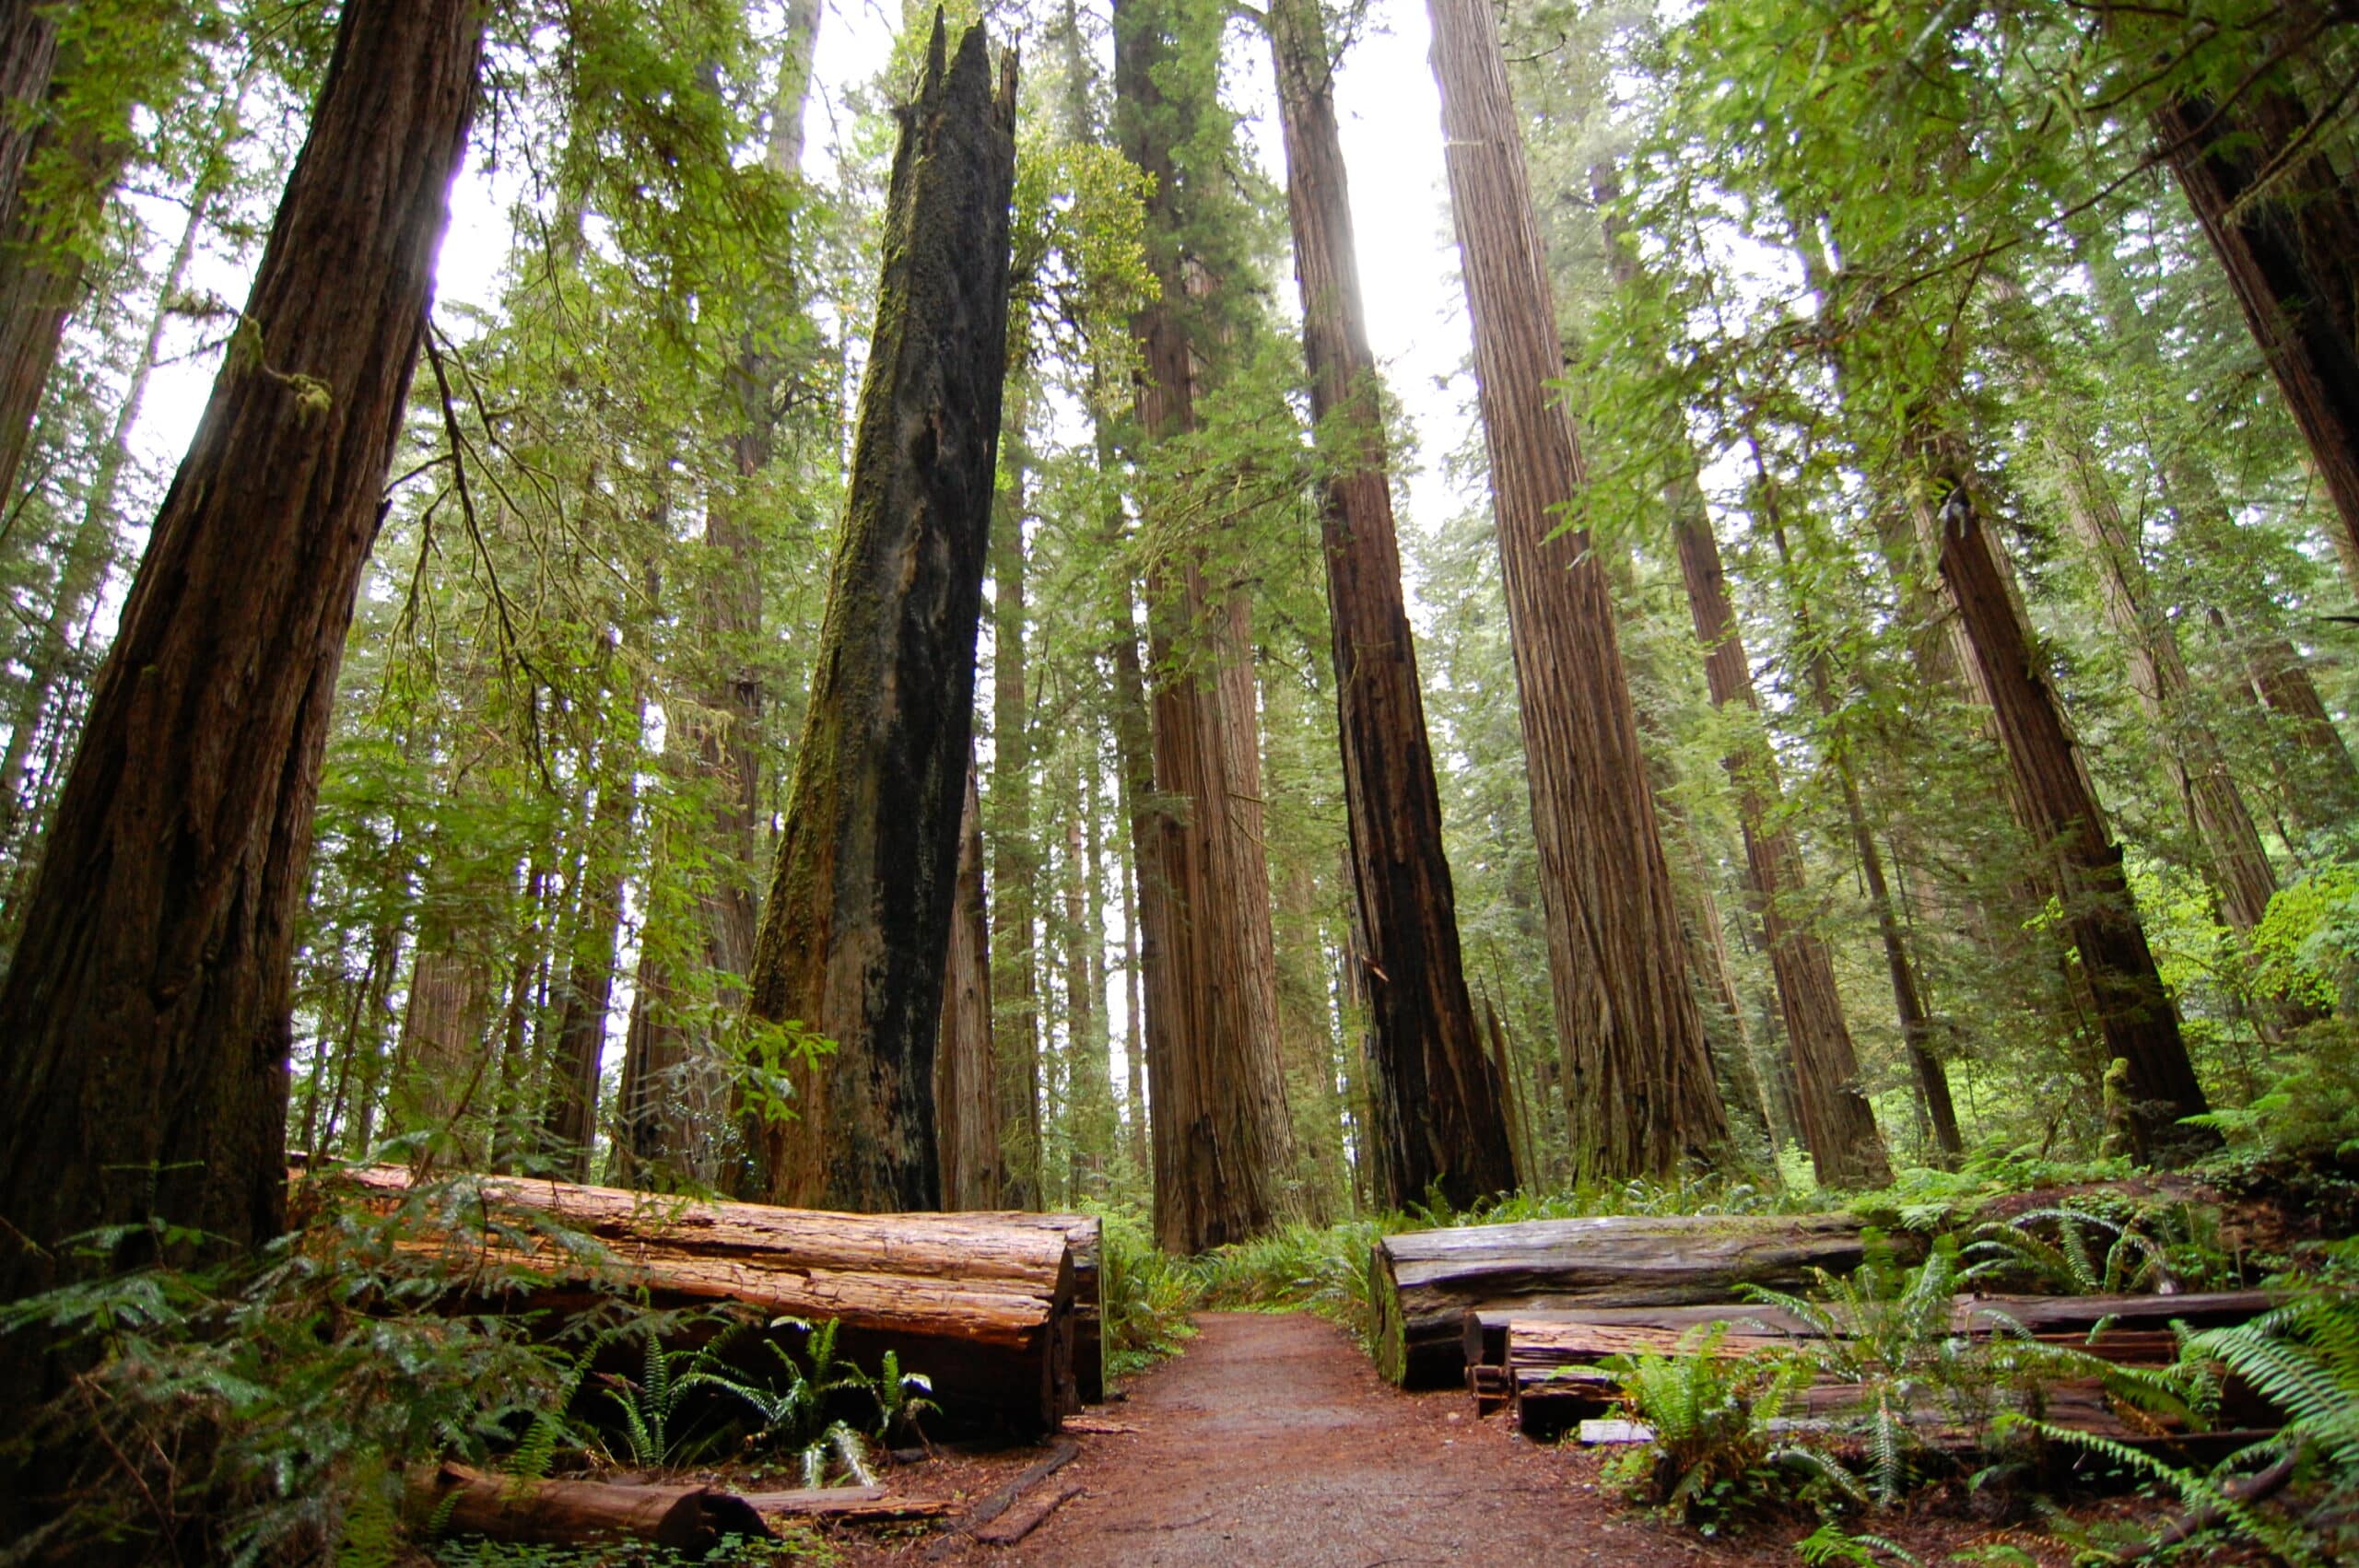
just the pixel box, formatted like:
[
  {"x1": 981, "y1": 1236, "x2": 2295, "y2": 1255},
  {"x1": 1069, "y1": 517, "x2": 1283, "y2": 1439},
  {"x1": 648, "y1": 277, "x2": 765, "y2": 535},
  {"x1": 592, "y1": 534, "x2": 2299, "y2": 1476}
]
[{"x1": 0, "y1": 1168, "x2": 891, "y2": 1563}]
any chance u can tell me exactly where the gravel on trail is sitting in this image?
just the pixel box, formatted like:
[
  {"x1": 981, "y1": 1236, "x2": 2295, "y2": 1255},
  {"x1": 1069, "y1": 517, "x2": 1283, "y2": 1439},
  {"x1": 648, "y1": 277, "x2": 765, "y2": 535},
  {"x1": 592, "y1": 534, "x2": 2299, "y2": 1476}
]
[{"x1": 838, "y1": 1311, "x2": 1816, "y2": 1566}]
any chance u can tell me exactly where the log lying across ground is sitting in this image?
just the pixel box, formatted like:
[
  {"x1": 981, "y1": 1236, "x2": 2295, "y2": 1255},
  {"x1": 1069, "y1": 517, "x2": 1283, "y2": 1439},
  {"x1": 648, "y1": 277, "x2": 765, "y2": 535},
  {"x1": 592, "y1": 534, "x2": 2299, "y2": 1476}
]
[
  {"x1": 403, "y1": 1463, "x2": 951, "y2": 1552},
  {"x1": 321, "y1": 1165, "x2": 1078, "y2": 1436},
  {"x1": 938, "y1": 1211, "x2": 1103, "y2": 1406},
  {"x1": 1371, "y1": 1213, "x2": 1874, "y2": 1387},
  {"x1": 1484, "y1": 1290, "x2": 2284, "y2": 1443}
]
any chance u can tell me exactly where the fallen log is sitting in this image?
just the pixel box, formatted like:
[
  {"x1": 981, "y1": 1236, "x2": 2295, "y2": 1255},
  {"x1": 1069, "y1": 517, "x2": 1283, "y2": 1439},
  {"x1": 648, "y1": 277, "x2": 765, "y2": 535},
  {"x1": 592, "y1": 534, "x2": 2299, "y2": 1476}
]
[
  {"x1": 1371, "y1": 1213, "x2": 1874, "y2": 1387},
  {"x1": 318, "y1": 1164, "x2": 1077, "y2": 1437},
  {"x1": 402, "y1": 1462, "x2": 776, "y2": 1552},
  {"x1": 938, "y1": 1211, "x2": 1102, "y2": 1406}
]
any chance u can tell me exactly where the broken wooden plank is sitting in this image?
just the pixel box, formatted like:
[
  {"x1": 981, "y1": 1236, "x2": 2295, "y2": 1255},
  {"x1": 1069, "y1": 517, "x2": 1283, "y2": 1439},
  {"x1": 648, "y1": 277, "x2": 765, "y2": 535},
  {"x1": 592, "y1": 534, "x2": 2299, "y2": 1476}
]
[{"x1": 970, "y1": 1475, "x2": 1084, "y2": 1544}]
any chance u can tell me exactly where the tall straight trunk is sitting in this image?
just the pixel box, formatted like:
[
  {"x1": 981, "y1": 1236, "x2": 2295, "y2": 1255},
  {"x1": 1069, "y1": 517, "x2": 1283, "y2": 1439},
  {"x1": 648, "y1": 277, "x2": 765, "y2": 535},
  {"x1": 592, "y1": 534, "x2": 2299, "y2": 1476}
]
[
  {"x1": 490, "y1": 852, "x2": 552, "y2": 1170},
  {"x1": 1114, "y1": 0, "x2": 1297, "y2": 1252},
  {"x1": 393, "y1": 944, "x2": 493, "y2": 1144},
  {"x1": 0, "y1": 137, "x2": 223, "y2": 848},
  {"x1": 990, "y1": 389, "x2": 1042, "y2": 1208},
  {"x1": 1761, "y1": 466, "x2": 1963, "y2": 1162},
  {"x1": 1109, "y1": 603, "x2": 1168, "y2": 1198},
  {"x1": 1422, "y1": 0, "x2": 1727, "y2": 1179},
  {"x1": 697, "y1": 0, "x2": 820, "y2": 1032},
  {"x1": 1669, "y1": 498, "x2": 1888, "y2": 1188},
  {"x1": 936, "y1": 755, "x2": 1002, "y2": 1208},
  {"x1": 2048, "y1": 429, "x2": 2277, "y2": 933},
  {"x1": 1930, "y1": 461, "x2": 2214, "y2": 1160},
  {"x1": 1061, "y1": 761, "x2": 1109, "y2": 1199},
  {"x1": 2151, "y1": 84, "x2": 2359, "y2": 556},
  {"x1": 0, "y1": 4, "x2": 58, "y2": 233},
  {"x1": 0, "y1": 0, "x2": 482, "y2": 1307},
  {"x1": 541, "y1": 708, "x2": 640, "y2": 1178},
  {"x1": 1120, "y1": 825, "x2": 1148, "y2": 1178},
  {"x1": 742, "y1": 21, "x2": 1015, "y2": 1211},
  {"x1": 1266, "y1": 0, "x2": 1513, "y2": 1209},
  {"x1": 0, "y1": 17, "x2": 145, "y2": 514}
]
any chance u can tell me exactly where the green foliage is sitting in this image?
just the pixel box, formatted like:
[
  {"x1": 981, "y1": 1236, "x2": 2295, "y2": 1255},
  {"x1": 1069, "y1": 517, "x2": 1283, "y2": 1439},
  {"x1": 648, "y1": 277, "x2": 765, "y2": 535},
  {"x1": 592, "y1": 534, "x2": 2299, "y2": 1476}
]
[
  {"x1": 679, "y1": 1316, "x2": 931, "y2": 1485},
  {"x1": 0, "y1": 1174, "x2": 625, "y2": 1563},
  {"x1": 1602, "y1": 1323, "x2": 1836, "y2": 1533},
  {"x1": 1096, "y1": 1208, "x2": 1199, "y2": 1376}
]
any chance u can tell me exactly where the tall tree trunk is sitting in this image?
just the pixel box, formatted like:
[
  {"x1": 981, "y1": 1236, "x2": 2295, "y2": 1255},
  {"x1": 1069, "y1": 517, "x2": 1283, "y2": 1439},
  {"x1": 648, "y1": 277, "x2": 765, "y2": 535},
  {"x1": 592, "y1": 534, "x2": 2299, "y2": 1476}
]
[
  {"x1": 395, "y1": 943, "x2": 494, "y2": 1153},
  {"x1": 742, "y1": 21, "x2": 1015, "y2": 1211},
  {"x1": 2048, "y1": 428, "x2": 2277, "y2": 933},
  {"x1": 990, "y1": 388, "x2": 1042, "y2": 1208},
  {"x1": 936, "y1": 754, "x2": 1002, "y2": 1208},
  {"x1": 540, "y1": 708, "x2": 641, "y2": 1179},
  {"x1": 1114, "y1": 0, "x2": 1297, "y2": 1252},
  {"x1": 1929, "y1": 459, "x2": 2214, "y2": 1160},
  {"x1": 0, "y1": 3, "x2": 58, "y2": 233},
  {"x1": 0, "y1": 0, "x2": 482, "y2": 1311},
  {"x1": 1669, "y1": 497, "x2": 1889, "y2": 1187},
  {"x1": 2151, "y1": 83, "x2": 2359, "y2": 557},
  {"x1": 1109, "y1": 603, "x2": 1168, "y2": 1200},
  {"x1": 1061, "y1": 760, "x2": 1110, "y2": 1201},
  {"x1": 0, "y1": 131, "x2": 226, "y2": 850},
  {"x1": 1266, "y1": 0, "x2": 1513, "y2": 1209},
  {"x1": 1422, "y1": 0, "x2": 1727, "y2": 1179}
]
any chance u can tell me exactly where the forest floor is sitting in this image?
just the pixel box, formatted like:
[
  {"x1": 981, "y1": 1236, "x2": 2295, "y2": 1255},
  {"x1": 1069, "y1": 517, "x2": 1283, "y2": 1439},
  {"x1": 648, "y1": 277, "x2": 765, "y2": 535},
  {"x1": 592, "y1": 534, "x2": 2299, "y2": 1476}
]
[{"x1": 820, "y1": 1312, "x2": 2160, "y2": 1567}]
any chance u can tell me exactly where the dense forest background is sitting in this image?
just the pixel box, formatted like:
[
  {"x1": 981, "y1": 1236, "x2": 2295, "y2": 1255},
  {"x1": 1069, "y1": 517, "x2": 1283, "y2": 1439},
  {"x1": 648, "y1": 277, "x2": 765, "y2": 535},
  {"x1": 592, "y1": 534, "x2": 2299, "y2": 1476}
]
[{"x1": 2, "y1": 0, "x2": 2356, "y2": 1240}]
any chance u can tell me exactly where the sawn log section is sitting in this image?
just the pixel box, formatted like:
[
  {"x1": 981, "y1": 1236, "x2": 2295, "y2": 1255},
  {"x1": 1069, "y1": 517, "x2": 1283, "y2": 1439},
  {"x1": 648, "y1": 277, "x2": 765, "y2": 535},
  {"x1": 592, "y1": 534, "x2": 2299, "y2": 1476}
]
[
  {"x1": 1372, "y1": 1212, "x2": 1873, "y2": 1387},
  {"x1": 322, "y1": 1166, "x2": 1096, "y2": 1435}
]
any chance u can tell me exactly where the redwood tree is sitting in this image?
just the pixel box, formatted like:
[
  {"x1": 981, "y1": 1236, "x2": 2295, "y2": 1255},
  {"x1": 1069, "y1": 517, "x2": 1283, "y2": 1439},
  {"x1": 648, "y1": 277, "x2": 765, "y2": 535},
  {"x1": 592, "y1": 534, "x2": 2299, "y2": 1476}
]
[
  {"x1": 1115, "y1": 0, "x2": 1298, "y2": 1252},
  {"x1": 741, "y1": 19, "x2": 1016, "y2": 1211},
  {"x1": 1423, "y1": 0, "x2": 1729, "y2": 1178},
  {"x1": 1930, "y1": 459, "x2": 2214, "y2": 1160},
  {"x1": 1265, "y1": 0, "x2": 1515, "y2": 1208},
  {"x1": 0, "y1": 0, "x2": 486, "y2": 1293}
]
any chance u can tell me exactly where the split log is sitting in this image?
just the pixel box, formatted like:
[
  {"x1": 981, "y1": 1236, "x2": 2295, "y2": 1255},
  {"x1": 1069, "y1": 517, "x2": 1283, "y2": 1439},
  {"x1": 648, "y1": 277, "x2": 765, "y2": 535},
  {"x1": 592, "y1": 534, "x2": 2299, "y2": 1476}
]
[
  {"x1": 403, "y1": 1463, "x2": 776, "y2": 1552},
  {"x1": 1371, "y1": 1212, "x2": 1874, "y2": 1387},
  {"x1": 318, "y1": 1165, "x2": 1076, "y2": 1437}
]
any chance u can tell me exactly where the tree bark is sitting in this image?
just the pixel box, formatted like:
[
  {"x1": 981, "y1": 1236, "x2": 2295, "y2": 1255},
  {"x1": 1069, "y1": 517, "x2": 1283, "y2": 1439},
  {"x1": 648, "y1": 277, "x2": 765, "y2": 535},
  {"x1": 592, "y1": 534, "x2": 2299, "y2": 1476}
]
[
  {"x1": 0, "y1": 126, "x2": 226, "y2": 853},
  {"x1": 1929, "y1": 462, "x2": 2214, "y2": 1160},
  {"x1": 990, "y1": 388, "x2": 1042, "y2": 1208},
  {"x1": 1422, "y1": 0, "x2": 1727, "y2": 1179},
  {"x1": 2048, "y1": 428, "x2": 2277, "y2": 934},
  {"x1": 1114, "y1": 0, "x2": 1297, "y2": 1252},
  {"x1": 1669, "y1": 498, "x2": 1888, "y2": 1188},
  {"x1": 743, "y1": 20, "x2": 1015, "y2": 1211},
  {"x1": 0, "y1": 2, "x2": 58, "y2": 235},
  {"x1": 2152, "y1": 85, "x2": 2359, "y2": 558},
  {"x1": 540, "y1": 710, "x2": 641, "y2": 1178},
  {"x1": 937, "y1": 754, "x2": 1003, "y2": 1208},
  {"x1": 0, "y1": 0, "x2": 483, "y2": 1304},
  {"x1": 1267, "y1": 0, "x2": 1514, "y2": 1210}
]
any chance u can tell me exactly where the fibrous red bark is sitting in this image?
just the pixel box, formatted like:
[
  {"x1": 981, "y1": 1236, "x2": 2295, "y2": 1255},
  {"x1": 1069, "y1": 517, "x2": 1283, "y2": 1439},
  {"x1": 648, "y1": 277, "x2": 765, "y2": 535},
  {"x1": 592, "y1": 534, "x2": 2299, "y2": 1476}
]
[
  {"x1": 1266, "y1": 0, "x2": 1514, "y2": 1210},
  {"x1": 1423, "y1": 0, "x2": 1728, "y2": 1178}
]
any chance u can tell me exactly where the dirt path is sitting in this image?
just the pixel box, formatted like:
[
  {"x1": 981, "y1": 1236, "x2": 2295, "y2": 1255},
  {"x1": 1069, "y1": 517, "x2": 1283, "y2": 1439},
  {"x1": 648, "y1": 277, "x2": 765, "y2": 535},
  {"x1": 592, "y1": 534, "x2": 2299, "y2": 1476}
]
[{"x1": 875, "y1": 1312, "x2": 1730, "y2": 1567}]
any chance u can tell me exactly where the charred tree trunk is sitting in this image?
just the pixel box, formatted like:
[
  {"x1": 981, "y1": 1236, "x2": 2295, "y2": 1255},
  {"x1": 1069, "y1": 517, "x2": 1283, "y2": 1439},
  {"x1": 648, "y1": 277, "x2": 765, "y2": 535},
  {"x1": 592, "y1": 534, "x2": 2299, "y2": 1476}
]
[
  {"x1": 1930, "y1": 464, "x2": 2214, "y2": 1161},
  {"x1": 1266, "y1": 0, "x2": 1514, "y2": 1210},
  {"x1": 937, "y1": 755, "x2": 1002, "y2": 1209},
  {"x1": 0, "y1": 0, "x2": 483, "y2": 1305},
  {"x1": 1114, "y1": 0, "x2": 1297, "y2": 1252},
  {"x1": 1422, "y1": 0, "x2": 1727, "y2": 1179},
  {"x1": 742, "y1": 21, "x2": 1015, "y2": 1211}
]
